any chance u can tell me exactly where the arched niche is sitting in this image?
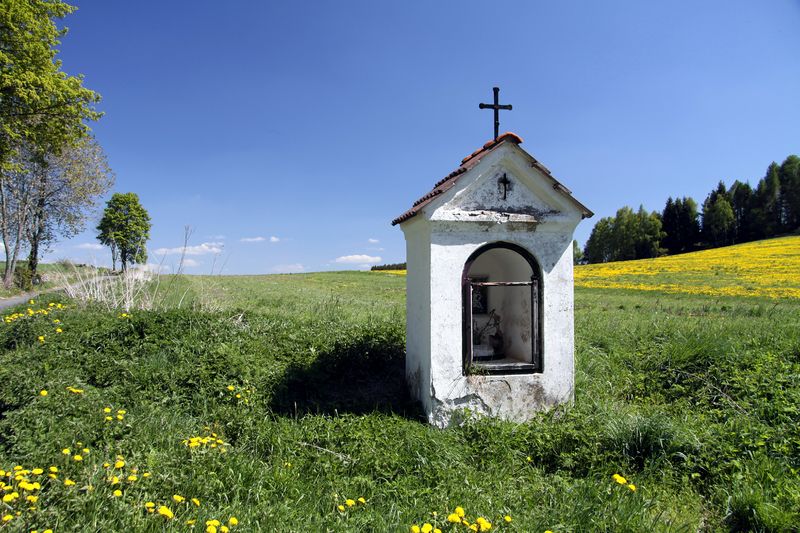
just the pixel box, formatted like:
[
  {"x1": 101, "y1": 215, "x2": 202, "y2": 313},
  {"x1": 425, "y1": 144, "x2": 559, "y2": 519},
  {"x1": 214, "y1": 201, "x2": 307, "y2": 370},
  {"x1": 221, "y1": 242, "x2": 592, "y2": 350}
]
[{"x1": 462, "y1": 242, "x2": 542, "y2": 374}]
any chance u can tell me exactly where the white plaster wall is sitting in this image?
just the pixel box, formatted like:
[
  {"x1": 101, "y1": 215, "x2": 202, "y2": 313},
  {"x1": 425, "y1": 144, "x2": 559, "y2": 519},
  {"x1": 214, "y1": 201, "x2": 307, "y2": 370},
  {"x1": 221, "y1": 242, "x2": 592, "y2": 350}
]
[
  {"x1": 425, "y1": 220, "x2": 577, "y2": 427},
  {"x1": 401, "y1": 217, "x2": 432, "y2": 414}
]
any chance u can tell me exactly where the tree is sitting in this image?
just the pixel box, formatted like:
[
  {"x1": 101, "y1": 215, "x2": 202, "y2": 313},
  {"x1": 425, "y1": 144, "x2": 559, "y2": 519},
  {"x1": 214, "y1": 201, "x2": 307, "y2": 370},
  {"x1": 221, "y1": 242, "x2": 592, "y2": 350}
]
[
  {"x1": 728, "y1": 180, "x2": 754, "y2": 243},
  {"x1": 661, "y1": 198, "x2": 682, "y2": 254},
  {"x1": 779, "y1": 155, "x2": 800, "y2": 231},
  {"x1": 97, "y1": 193, "x2": 151, "y2": 271},
  {"x1": 703, "y1": 195, "x2": 735, "y2": 246},
  {"x1": 583, "y1": 206, "x2": 664, "y2": 263},
  {"x1": 572, "y1": 239, "x2": 584, "y2": 265},
  {"x1": 751, "y1": 163, "x2": 782, "y2": 239},
  {"x1": 584, "y1": 217, "x2": 613, "y2": 263},
  {"x1": 25, "y1": 136, "x2": 114, "y2": 278},
  {"x1": 0, "y1": 0, "x2": 101, "y2": 287}
]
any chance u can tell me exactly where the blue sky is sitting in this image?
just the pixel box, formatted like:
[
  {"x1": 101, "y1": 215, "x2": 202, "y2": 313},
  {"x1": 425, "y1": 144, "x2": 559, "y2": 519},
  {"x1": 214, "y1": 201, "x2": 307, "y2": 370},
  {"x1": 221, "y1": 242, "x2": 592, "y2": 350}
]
[{"x1": 47, "y1": 1, "x2": 800, "y2": 274}]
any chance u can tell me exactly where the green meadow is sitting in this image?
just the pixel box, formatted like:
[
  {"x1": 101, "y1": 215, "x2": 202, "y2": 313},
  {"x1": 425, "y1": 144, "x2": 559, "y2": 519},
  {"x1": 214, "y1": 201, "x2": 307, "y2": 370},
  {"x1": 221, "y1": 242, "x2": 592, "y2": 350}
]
[{"x1": 1, "y1": 258, "x2": 799, "y2": 531}]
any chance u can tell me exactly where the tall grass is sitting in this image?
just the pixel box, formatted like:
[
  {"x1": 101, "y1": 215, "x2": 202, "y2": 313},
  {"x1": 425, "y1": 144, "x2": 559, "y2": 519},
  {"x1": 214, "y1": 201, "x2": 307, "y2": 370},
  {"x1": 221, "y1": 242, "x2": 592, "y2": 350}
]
[{"x1": 0, "y1": 273, "x2": 798, "y2": 530}]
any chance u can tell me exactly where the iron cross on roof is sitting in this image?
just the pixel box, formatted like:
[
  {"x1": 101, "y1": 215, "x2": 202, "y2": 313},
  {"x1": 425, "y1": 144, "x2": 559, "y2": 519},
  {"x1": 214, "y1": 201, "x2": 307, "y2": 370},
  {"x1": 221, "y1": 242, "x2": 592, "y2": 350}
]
[{"x1": 479, "y1": 87, "x2": 513, "y2": 141}]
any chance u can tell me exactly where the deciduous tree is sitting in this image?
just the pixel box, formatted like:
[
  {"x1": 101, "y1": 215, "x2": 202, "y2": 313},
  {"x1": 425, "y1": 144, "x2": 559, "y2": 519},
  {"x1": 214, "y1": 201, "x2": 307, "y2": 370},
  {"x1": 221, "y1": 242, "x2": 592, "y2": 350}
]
[
  {"x1": 97, "y1": 193, "x2": 151, "y2": 271},
  {"x1": 0, "y1": 0, "x2": 101, "y2": 287}
]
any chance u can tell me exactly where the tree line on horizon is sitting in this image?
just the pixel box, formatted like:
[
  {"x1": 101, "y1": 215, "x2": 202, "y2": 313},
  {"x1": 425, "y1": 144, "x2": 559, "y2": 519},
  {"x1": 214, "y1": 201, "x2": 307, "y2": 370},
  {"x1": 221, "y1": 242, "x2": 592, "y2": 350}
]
[{"x1": 583, "y1": 154, "x2": 800, "y2": 264}]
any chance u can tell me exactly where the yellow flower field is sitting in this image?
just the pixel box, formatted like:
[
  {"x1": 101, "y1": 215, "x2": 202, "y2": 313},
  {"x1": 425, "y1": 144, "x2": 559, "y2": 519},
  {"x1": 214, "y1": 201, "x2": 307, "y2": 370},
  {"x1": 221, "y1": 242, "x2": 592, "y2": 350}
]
[
  {"x1": 575, "y1": 235, "x2": 800, "y2": 299},
  {"x1": 373, "y1": 236, "x2": 800, "y2": 299}
]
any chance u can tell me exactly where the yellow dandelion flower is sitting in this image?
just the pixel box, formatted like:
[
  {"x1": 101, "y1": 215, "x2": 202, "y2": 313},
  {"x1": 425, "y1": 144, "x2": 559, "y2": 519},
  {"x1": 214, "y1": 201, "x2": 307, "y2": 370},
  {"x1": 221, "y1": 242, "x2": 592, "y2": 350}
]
[
  {"x1": 142, "y1": 472, "x2": 151, "y2": 478},
  {"x1": 434, "y1": 530, "x2": 442, "y2": 533},
  {"x1": 228, "y1": 516, "x2": 238, "y2": 526},
  {"x1": 64, "y1": 479, "x2": 75, "y2": 486},
  {"x1": 469, "y1": 525, "x2": 478, "y2": 533},
  {"x1": 56, "y1": 328, "x2": 62, "y2": 333},
  {"x1": 447, "y1": 513, "x2": 460, "y2": 523},
  {"x1": 113, "y1": 489, "x2": 122, "y2": 497},
  {"x1": 114, "y1": 460, "x2": 125, "y2": 469},
  {"x1": 455, "y1": 507, "x2": 466, "y2": 518},
  {"x1": 207, "y1": 526, "x2": 217, "y2": 533},
  {"x1": 117, "y1": 409, "x2": 126, "y2": 415},
  {"x1": 628, "y1": 483, "x2": 637, "y2": 492},
  {"x1": 31, "y1": 468, "x2": 43, "y2": 475},
  {"x1": 127, "y1": 475, "x2": 138, "y2": 482},
  {"x1": 66, "y1": 387, "x2": 83, "y2": 394},
  {"x1": 357, "y1": 497, "x2": 366, "y2": 504},
  {"x1": 29, "y1": 300, "x2": 35, "y2": 305},
  {"x1": 504, "y1": 515, "x2": 512, "y2": 523},
  {"x1": 157, "y1": 506, "x2": 174, "y2": 519},
  {"x1": 411, "y1": 526, "x2": 421, "y2": 533},
  {"x1": 116, "y1": 414, "x2": 124, "y2": 420},
  {"x1": 172, "y1": 494, "x2": 185, "y2": 503},
  {"x1": 110, "y1": 476, "x2": 120, "y2": 485},
  {"x1": 105, "y1": 416, "x2": 113, "y2": 421},
  {"x1": 422, "y1": 524, "x2": 433, "y2": 533},
  {"x1": 82, "y1": 448, "x2": 89, "y2": 454},
  {"x1": 192, "y1": 497, "x2": 200, "y2": 506},
  {"x1": 2, "y1": 493, "x2": 17, "y2": 503},
  {"x1": 49, "y1": 466, "x2": 58, "y2": 473},
  {"x1": 612, "y1": 474, "x2": 627, "y2": 485},
  {"x1": 227, "y1": 385, "x2": 235, "y2": 391},
  {"x1": 337, "y1": 504, "x2": 345, "y2": 512},
  {"x1": 206, "y1": 520, "x2": 220, "y2": 527},
  {"x1": 187, "y1": 519, "x2": 196, "y2": 525},
  {"x1": 145, "y1": 502, "x2": 155, "y2": 509},
  {"x1": 103, "y1": 407, "x2": 111, "y2": 413},
  {"x1": 73, "y1": 455, "x2": 83, "y2": 462},
  {"x1": 2, "y1": 514, "x2": 12, "y2": 523},
  {"x1": 39, "y1": 390, "x2": 48, "y2": 397},
  {"x1": 345, "y1": 498, "x2": 355, "y2": 507},
  {"x1": 221, "y1": 527, "x2": 229, "y2": 533}
]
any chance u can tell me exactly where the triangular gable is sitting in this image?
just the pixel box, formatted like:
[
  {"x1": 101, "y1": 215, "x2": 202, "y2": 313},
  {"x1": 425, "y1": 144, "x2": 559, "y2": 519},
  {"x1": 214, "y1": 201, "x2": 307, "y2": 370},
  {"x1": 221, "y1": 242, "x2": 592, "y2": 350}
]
[{"x1": 391, "y1": 133, "x2": 592, "y2": 226}]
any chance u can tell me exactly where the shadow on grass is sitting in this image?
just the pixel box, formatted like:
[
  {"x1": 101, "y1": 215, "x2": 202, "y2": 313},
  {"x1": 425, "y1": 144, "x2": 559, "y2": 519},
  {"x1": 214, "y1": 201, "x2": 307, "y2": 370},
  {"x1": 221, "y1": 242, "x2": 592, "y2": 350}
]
[{"x1": 269, "y1": 334, "x2": 424, "y2": 420}]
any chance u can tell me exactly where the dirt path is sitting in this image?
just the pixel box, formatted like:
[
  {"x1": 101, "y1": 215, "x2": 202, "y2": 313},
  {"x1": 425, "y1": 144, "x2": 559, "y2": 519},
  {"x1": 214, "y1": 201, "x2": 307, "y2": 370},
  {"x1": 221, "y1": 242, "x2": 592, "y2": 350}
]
[
  {"x1": 0, "y1": 290, "x2": 59, "y2": 311},
  {"x1": 0, "y1": 276, "x2": 114, "y2": 312}
]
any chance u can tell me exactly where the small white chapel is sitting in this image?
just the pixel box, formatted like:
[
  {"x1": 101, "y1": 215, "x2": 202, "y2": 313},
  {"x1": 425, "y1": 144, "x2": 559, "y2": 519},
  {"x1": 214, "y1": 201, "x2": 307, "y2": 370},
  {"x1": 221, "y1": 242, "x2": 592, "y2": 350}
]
[{"x1": 392, "y1": 92, "x2": 592, "y2": 426}]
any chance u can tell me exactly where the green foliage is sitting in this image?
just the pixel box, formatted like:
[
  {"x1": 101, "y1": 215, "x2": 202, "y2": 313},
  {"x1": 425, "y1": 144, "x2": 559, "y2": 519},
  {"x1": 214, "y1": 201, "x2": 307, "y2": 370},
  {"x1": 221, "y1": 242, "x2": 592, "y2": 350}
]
[
  {"x1": 583, "y1": 206, "x2": 664, "y2": 263},
  {"x1": 703, "y1": 194, "x2": 735, "y2": 246},
  {"x1": 96, "y1": 192, "x2": 151, "y2": 271},
  {"x1": 661, "y1": 196, "x2": 700, "y2": 254},
  {"x1": 0, "y1": 0, "x2": 101, "y2": 161}
]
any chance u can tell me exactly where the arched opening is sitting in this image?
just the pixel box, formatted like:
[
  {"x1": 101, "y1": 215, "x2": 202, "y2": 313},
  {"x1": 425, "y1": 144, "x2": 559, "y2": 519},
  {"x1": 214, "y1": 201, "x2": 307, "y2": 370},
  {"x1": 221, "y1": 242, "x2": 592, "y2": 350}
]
[{"x1": 462, "y1": 242, "x2": 542, "y2": 374}]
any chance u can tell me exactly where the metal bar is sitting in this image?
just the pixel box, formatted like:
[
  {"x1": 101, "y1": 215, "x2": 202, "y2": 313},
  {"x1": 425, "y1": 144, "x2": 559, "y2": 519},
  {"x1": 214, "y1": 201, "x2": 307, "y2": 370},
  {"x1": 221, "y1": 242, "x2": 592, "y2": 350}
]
[
  {"x1": 532, "y1": 278, "x2": 540, "y2": 371},
  {"x1": 464, "y1": 281, "x2": 473, "y2": 373},
  {"x1": 470, "y1": 281, "x2": 533, "y2": 287},
  {"x1": 493, "y1": 87, "x2": 500, "y2": 140}
]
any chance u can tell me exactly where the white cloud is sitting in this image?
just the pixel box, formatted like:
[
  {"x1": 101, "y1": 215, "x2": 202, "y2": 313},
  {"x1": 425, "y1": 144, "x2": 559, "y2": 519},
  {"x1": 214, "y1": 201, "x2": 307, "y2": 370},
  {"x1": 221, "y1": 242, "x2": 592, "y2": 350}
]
[
  {"x1": 240, "y1": 236, "x2": 266, "y2": 243},
  {"x1": 181, "y1": 258, "x2": 200, "y2": 268},
  {"x1": 272, "y1": 263, "x2": 305, "y2": 273},
  {"x1": 334, "y1": 254, "x2": 382, "y2": 265},
  {"x1": 76, "y1": 243, "x2": 104, "y2": 250},
  {"x1": 154, "y1": 242, "x2": 224, "y2": 256},
  {"x1": 270, "y1": 236, "x2": 280, "y2": 243},
  {"x1": 368, "y1": 238, "x2": 380, "y2": 244}
]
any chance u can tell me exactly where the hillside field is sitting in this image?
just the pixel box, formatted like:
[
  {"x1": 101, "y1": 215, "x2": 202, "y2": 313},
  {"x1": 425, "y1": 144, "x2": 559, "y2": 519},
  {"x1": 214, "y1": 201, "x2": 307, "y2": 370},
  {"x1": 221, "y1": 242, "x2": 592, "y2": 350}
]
[{"x1": 0, "y1": 238, "x2": 799, "y2": 531}]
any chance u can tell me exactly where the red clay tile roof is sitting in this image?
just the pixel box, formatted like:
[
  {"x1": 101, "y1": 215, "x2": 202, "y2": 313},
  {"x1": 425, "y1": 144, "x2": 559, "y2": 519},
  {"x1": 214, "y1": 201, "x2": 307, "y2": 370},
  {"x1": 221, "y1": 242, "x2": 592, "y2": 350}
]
[{"x1": 391, "y1": 132, "x2": 592, "y2": 226}]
